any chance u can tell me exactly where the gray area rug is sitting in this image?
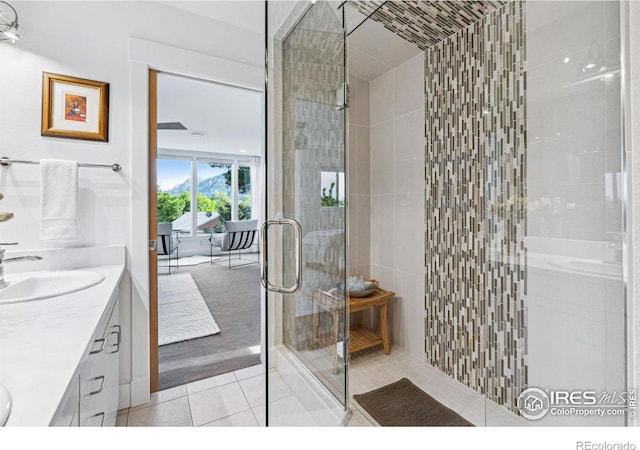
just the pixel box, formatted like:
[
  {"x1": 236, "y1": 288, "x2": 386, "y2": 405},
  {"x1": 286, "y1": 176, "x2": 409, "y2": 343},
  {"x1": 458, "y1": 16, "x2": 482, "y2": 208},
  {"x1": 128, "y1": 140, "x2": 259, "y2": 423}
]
[
  {"x1": 354, "y1": 378, "x2": 474, "y2": 426},
  {"x1": 158, "y1": 258, "x2": 261, "y2": 390}
]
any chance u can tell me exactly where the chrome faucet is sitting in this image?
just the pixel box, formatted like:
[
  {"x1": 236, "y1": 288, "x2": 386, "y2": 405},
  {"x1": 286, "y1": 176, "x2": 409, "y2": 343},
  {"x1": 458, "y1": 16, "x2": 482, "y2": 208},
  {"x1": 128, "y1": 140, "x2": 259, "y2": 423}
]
[
  {"x1": 0, "y1": 199, "x2": 43, "y2": 288},
  {"x1": 0, "y1": 243, "x2": 42, "y2": 289}
]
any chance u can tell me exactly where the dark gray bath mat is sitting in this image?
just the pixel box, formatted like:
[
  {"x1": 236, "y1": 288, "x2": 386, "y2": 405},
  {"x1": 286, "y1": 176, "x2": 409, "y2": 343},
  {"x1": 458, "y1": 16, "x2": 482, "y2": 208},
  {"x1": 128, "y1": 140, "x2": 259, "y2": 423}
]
[{"x1": 354, "y1": 378, "x2": 474, "y2": 426}]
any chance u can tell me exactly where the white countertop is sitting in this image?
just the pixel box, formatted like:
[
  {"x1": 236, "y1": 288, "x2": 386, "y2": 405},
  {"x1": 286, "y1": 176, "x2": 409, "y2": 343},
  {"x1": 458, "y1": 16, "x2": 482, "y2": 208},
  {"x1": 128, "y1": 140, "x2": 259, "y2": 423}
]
[{"x1": 0, "y1": 246, "x2": 125, "y2": 426}]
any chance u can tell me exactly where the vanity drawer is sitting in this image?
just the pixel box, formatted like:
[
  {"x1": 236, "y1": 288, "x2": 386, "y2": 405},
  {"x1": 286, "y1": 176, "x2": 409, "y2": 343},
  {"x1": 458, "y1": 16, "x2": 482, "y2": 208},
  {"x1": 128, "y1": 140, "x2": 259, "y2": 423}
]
[{"x1": 79, "y1": 296, "x2": 120, "y2": 427}]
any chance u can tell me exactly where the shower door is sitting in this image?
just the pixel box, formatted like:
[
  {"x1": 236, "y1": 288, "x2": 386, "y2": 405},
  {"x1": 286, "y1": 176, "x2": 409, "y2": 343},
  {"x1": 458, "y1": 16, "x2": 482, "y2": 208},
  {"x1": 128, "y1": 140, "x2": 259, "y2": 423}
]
[{"x1": 263, "y1": 1, "x2": 348, "y2": 426}]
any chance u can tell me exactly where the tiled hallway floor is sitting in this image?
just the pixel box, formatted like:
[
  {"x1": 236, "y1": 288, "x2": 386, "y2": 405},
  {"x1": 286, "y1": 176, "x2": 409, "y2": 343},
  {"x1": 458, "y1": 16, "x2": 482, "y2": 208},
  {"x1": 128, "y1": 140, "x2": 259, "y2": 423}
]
[
  {"x1": 118, "y1": 346, "x2": 527, "y2": 427},
  {"x1": 117, "y1": 365, "x2": 267, "y2": 426}
]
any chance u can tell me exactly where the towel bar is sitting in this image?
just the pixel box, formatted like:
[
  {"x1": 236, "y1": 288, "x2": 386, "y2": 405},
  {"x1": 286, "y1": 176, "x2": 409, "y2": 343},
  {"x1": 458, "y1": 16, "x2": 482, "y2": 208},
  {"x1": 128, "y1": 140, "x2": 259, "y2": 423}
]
[{"x1": 0, "y1": 157, "x2": 121, "y2": 172}]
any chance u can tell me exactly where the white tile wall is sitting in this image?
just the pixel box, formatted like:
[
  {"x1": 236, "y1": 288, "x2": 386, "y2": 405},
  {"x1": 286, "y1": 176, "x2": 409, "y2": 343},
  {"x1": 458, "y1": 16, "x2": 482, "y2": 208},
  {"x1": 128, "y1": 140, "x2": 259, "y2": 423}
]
[
  {"x1": 348, "y1": 123, "x2": 358, "y2": 195},
  {"x1": 355, "y1": 77, "x2": 371, "y2": 127},
  {"x1": 370, "y1": 70, "x2": 395, "y2": 127},
  {"x1": 393, "y1": 193, "x2": 425, "y2": 275},
  {"x1": 347, "y1": 74, "x2": 371, "y2": 279},
  {"x1": 356, "y1": 126, "x2": 371, "y2": 195},
  {"x1": 370, "y1": 194, "x2": 396, "y2": 269},
  {"x1": 526, "y1": 0, "x2": 626, "y2": 426},
  {"x1": 393, "y1": 110, "x2": 425, "y2": 195},
  {"x1": 368, "y1": 53, "x2": 425, "y2": 357},
  {"x1": 369, "y1": 264, "x2": 395, "y2": 293},
  {"x1": 393, "y1": 53, "x2": 425, "y2": 117},
  {"x1": 355, "y1": 192, "x2": 371, "y2": 269},
  {"x1": 370, "y1": 121, "x2": 395, "y2": 195},
  {"x1": 527, "y1": 1, "x2": 622, "y2": 242},
  {"x1": 392, "y1": 269, "x2": 426, "y2": 357}
]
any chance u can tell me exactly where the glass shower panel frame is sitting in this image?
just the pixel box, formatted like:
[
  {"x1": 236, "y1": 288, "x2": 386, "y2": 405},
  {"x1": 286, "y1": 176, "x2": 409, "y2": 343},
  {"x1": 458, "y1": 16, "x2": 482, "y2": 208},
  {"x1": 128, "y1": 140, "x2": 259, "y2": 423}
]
[
  {"x1": 280, "y1": 0, "x2": 348, "y2": 404},
  {"x1": 264, "y1": 0, "x2": 349, "y2": 426},
  {"x1": 484, "y1": 0, "x2": 628, "y2": 427}
]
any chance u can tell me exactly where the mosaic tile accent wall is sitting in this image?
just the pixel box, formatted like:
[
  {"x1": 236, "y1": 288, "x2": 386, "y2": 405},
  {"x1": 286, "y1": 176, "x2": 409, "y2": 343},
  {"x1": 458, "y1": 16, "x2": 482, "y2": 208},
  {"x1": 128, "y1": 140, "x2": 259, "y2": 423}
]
[
  {"x1": 348, "y1": 1, "x2": 504, "y2": 50},
  {"x1": 424, "y1": 1, "x2": 527, "y2": 412}
]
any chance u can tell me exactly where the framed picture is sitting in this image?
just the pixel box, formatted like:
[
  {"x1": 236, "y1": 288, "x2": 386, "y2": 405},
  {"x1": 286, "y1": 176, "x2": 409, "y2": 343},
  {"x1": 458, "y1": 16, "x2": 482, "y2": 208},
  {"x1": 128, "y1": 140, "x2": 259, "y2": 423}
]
[{"x1": 41, "y1": 72, "x2": 109, "y2": 142}]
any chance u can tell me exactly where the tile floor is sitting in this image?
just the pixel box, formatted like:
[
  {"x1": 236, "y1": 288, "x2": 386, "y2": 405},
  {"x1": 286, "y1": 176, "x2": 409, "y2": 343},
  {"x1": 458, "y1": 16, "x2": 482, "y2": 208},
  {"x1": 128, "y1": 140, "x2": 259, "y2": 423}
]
[
  {"x1": 118, "y1": 346, "x2": 527, "y2": 427},
  {"x1": 117, "y1": 365, "x2": 267, "y2": 427},
  {"x1": 348, "y1": 346, "x2": 528, "y2": 427}
]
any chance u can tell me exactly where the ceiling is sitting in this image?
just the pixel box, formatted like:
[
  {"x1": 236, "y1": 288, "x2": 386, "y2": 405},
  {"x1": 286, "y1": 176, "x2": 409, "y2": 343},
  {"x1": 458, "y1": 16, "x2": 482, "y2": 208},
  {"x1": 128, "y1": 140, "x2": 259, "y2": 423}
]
[
  {"x1": 157, "y1": 73, "x2": 262, "y2": 156},
  {"x1": 343, "y1": 4, "x2": 422, "y2": 81},
  {"x1": 348, "y1": 1, "x2": 504, "y2": 51},
  {"x1": 160, "y1": 1, "x2": 264, "y2": 34}
]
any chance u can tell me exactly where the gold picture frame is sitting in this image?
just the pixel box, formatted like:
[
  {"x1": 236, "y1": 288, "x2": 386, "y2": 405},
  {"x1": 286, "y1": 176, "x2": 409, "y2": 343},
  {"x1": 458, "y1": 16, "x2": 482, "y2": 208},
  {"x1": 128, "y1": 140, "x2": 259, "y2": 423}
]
[{"x1": 41, "y1": 72, "x2": 109, "y2": 142}]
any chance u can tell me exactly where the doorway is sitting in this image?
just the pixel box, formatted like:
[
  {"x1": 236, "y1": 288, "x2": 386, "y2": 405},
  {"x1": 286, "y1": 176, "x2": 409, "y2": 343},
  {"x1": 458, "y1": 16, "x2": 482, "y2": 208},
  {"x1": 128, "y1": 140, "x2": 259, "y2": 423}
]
[{"x1": 149, "y1": 70, "x2": 263, "y2": 392}]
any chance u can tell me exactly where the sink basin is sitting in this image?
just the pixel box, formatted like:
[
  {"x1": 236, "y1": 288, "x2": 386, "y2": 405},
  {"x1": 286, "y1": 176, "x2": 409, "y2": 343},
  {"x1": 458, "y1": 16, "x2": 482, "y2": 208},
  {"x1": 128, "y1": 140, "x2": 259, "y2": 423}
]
[
  {"x1": 0, "y1": 270, "x2": 105, "y2": 304},
  {"x1": 0, "y1": 383, "x2": 10, "y2": 426}
]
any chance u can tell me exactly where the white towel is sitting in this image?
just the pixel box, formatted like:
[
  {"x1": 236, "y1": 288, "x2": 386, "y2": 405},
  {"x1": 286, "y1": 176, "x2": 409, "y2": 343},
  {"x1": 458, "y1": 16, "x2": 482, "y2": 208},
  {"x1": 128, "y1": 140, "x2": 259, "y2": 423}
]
[{"x1": 39, "y1": 159, "x2": 78, "y2": 241}]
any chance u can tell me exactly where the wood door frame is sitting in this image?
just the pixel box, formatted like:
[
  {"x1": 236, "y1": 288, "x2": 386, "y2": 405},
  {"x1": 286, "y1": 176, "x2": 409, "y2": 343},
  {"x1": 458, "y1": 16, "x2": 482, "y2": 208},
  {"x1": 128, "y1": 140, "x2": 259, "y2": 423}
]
[
  {"x1": 149, "y1": 68, "x2": 159, "y2": 393},
  {"x1": 146, "y1": 69, "x2": 266, "y2": 395},
  {"x1": 129, "y1": 37, "x2": 262, "y2": 406}
]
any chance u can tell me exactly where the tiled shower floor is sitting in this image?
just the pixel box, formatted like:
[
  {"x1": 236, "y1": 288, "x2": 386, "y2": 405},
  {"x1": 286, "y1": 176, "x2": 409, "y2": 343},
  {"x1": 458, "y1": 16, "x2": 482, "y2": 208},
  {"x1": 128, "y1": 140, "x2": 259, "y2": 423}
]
[
  {"x1": 348, "y1": 346, "x2": 529, "y2": 427},
  {"x1": 117, "y1": 346, "x2": 527, "y2": 427}
]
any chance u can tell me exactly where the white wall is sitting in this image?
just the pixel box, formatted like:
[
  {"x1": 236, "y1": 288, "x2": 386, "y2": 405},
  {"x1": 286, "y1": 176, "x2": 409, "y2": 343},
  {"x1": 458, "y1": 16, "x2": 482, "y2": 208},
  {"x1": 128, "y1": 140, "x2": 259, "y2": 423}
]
[
  {"x1": 0, "y1": 0, "x2": 263, "y2": 248},
  {"x1": 0, "y1": 0, "x2": 263, "y2": 250},
  {"x1": 0, "y1": 0, "x2": 263, "y2": 407},
  {"x1": 369, "y1": 52, "x2": 425, "y2": 358}
]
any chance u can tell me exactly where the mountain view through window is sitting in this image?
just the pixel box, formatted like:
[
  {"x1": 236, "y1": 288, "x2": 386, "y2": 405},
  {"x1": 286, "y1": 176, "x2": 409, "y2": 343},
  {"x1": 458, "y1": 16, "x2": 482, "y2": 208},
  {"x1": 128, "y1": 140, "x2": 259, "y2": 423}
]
[{"x1": 157, "y1": 158, "x2": 252, "y2": 235}]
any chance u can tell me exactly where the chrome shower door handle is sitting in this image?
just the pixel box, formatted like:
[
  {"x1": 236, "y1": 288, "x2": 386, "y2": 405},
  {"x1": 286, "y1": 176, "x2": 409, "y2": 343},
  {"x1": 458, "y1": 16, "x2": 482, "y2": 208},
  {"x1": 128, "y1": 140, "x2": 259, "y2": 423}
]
[{"x1": 260, "y1": 218, "x2": 302, "y2": 294}]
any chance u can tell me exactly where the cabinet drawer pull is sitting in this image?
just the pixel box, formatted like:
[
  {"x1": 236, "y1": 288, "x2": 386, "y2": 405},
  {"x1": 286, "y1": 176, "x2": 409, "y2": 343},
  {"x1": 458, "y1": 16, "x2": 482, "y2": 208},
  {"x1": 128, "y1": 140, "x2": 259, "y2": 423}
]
[
  {"x1": 90, "y1": 375, "x2": 106, "y2": 395},
  {"x1": 89, "y1": 338, "x2": 106, "y2": 355},
  {"x1": 92, "y1": 412, "x2": 105, "y2": 427},
  {"x1": 109, "y1": 325, "x2": 121, "y2": 353}
]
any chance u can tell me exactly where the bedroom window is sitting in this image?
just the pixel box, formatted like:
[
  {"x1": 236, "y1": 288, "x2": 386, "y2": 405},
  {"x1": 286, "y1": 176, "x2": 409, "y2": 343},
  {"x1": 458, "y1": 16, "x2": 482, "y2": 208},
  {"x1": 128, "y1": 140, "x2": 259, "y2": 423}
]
[
  {"x1": 157, "y1": 157, "x2": 193, "y2": 236},
  {"x1": 157, "y1": 155, "x2": 259, "y2": 236}
]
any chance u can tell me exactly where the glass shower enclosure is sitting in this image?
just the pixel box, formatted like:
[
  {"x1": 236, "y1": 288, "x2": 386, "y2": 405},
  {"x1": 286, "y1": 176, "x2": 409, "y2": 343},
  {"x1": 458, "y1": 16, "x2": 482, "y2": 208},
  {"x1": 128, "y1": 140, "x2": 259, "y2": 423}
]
[
  {"x1": 263, "y1": 0, "x2": 628, "y2": 427},
  {"x1": 263, "y1": 0, "x2": 349, "y2": 426}
]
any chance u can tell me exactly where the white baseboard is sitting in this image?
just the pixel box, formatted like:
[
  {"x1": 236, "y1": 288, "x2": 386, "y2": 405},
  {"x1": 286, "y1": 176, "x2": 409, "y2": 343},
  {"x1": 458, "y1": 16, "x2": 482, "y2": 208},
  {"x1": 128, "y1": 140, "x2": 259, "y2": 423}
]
[
  {"x1": 118, "y1": 383, "x2": 131, "y2": 410},
  {"x1": 129, "y1": 377, "x2": 150, "y2": 408}
]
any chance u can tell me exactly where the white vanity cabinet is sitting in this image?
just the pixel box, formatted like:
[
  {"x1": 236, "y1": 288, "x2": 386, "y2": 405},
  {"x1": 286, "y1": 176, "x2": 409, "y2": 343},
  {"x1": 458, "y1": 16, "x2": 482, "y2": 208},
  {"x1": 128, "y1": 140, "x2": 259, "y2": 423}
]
[
  {"x1": 0, "y1": 253, "x2": 126, "y2": 427},
  {"x1": 79, "y1": 296, "x2": 120, "y2": 427},
  {"x1": 50, "y1": 374, "x2": 80, "y2": 426},
  {"x1": 50, "y1": 294, "x2": 121, "y2": 427}
]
